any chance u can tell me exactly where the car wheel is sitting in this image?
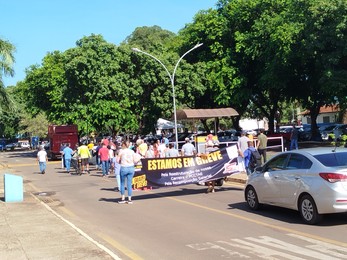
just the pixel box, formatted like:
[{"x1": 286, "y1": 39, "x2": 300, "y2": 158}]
[
  {"x1": 245, "y1": 186, "x2": 260, "y2": 210},
  {"x1": 299, "y1": 195, "x2": 321, "y2": 225}
]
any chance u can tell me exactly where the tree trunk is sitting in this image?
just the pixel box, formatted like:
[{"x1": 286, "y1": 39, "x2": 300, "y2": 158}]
[
  {"x1": 231, "y1": 115, "x2": 242, "y2": 131},
  {"x1": 309, "y1": 103, "x2": 322, "y2": 141},
  {"x1": 268, "y1": 114, "x2": 275, "y2": 134},
  {"x1": 201, "y1": 119, "x2": 211, "y2": 133}
]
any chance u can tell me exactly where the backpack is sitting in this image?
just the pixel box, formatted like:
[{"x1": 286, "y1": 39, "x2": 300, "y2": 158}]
[{"x1": 249, "y1": 149, "x2": 262, "y2": 170}]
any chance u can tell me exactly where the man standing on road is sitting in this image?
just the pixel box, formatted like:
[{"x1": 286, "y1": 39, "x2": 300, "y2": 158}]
[
  {"x1": 238, "y1": 131, "x2": 250, "y2": 155},
  {"x1": 78, "y1": 142, "x2": 91, "y2": 174},
  {"x1": 63, "y1": 143, "x2": 74, "y2": 174},
  {"x1": 37, "y1": 146, "x2": 48, "y2": 174},
  {"x1": 98, "y1": 142, "x2": 110, "y2": 177},
  {"x1": 257, "y1": 129, "x2": 268, "y2": 163},
  {"x1": 237, "y1": 131, "x2": 250, "y2": 172},
  {"x1": 243, "y1": 141, "x2": 261, "y2": 175},
  {"x1": 181, "y1": 138, "x2": 196, "y2": 156},
  {"x1": 290, "y1": 124, "x2": 299, "y2": 150}
]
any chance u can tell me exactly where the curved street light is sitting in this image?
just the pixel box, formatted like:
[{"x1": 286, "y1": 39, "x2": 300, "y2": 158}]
[{"x1": 132, "y1": 43, "x2": 203, "y2": 149}]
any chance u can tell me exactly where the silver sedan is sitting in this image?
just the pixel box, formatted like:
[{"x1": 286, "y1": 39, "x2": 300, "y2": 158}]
[{"x1": 245, "y1": 147, "x2": 347, "y2": 224}]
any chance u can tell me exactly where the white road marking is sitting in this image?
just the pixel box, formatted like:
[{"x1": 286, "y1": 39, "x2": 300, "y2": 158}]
[
  {"x1": 187, "y1": 233, "x2": 347, "y2": 259},
  {"x1": 288, "y1": 233, "x2": 347, "y2": 258}
]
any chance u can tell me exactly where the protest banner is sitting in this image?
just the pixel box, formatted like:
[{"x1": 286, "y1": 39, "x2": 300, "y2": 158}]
[{"x1": 133, "y1": 144, "x2": 240, "y2": 189}]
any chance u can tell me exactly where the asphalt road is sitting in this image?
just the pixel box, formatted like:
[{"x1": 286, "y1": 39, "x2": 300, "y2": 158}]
[{"x1": 1, "y1": 149, "x2": 347, "y2": 259}]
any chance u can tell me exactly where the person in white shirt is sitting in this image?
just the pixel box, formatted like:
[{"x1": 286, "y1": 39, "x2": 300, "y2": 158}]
[
  {"x1": 238, "y1": 131, "x2": 250, "y2": 155},
  {"x1": 37, "y1": 146, "x2": 48, "y2": 174},
  {"x1": 237, "y1": 131, "x2": 250, "y2": 172},
  {"x1": 165, "y1": 143, "x2": 180, "y2": 157},
  {"x1": 117, "y1": 141, "x2": 139, "y2": 204},
  {"x1": 181, "y1": 138, "x2": 196, "y2": 156},
  {"x1": 108, "y1": 145, "x2": 114, "y2": 174},
  {"x1": 158, "y1": 139, "x2": 168, "y2": 157}
]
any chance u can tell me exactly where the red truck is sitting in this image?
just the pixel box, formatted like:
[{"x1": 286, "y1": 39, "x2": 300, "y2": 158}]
[{"x1": 47, "y1": 124, "x2": 79, "y2": 159}]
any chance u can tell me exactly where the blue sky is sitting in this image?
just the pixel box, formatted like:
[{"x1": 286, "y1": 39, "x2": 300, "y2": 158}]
[{"x1": 1, "y1": 0, "x2": 216, "y2": 87}]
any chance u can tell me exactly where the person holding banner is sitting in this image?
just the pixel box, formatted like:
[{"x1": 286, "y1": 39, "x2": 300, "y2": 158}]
[
  {"x1": 205, "y1": 134, "x2": 219, "y2": 193},
  {"x1": 118, "y1": 141, "x2": 139, "y2": 204},
  {"x1": 112, "y1": 150, "x2": 121, "y2": 192}
]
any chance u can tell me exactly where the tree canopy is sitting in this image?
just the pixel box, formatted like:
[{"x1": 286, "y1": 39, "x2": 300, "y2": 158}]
[{"x1": 178, "y1": 0, "x2": 347, "y2": 133}]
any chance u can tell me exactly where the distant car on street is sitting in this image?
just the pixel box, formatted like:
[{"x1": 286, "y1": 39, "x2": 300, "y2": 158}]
[
  {"x1": 320, "y1": 124, "x2": 340, "y2": 141},
  {"x1": 5, "y1": 143, "x2": 16, "y2": 151},
  {"x1": 217, "y1": 129, "x2": 240, "y2": 142},
  {"x1": 264, "y1": 129, "x2": 292, "y2": 146},
  {"x1": 19, "y1": 142, "x2": 31, "y2": 149},
  {"x1": 245, "y1": 147, "x2": 347, "y2": 224},
  {"x1": 331, "y1": 124, "x2": 347, "y2": 141}
]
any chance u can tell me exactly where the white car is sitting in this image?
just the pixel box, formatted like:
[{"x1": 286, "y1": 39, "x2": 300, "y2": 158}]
[
  {"x1": 20, "y1": 142, "x2": 31, "y2": 149},
  {"x1": 245, "y1": 147, "x2": 347, "y2": 224}
]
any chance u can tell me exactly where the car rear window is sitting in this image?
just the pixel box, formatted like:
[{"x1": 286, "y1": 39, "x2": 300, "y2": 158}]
[{"x1": 314, "y1": 152, "x2": 347, "y2": 167}]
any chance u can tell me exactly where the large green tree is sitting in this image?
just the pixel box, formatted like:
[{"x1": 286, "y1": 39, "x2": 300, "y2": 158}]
[
  {"x1": 21, "y1": 31, "x2": 186, "y2": 137},
  {"x1": 126, "y1": 26, "x2": 207, "y2": 133},
  {"x1": 178, "y1": 0, "x2": 347, "y2": 137},
  {"x1": 286, "y1": 0, "x2": 347, "y2": 139}
]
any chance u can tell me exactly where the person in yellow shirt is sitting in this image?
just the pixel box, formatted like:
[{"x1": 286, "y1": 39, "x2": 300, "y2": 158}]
[
  {"x1": 136, "y1": 138, "x2": 148, "y2": 158},
  {"x1": 87, "y1": 140, "x2": 94, "y2": 150},
  {"x1": 78, "y1": 142, "x2": 91, "y2": 174}
]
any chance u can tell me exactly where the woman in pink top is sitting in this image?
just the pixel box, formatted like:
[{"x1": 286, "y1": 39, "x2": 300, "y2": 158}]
[{"x1": 118, "y1": 141, "x2": 138, "y2": 204}]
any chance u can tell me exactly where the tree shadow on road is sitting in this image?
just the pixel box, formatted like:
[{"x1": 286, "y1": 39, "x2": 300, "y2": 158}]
[
  {"x1": 228, "y1": 202, "x2": 347, "y2": 226},
  {"x1": 99, "y1": 185, "x2": 243, "y2": 203}
]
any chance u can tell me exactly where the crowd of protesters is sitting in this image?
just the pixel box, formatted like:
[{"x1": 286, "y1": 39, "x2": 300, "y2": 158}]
[{"x1": 54, "y1": 133, "x2": 192, "y2": 204}]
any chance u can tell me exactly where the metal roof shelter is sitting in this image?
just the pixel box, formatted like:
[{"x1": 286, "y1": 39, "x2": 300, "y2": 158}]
[
  {"x1": 174, "y1": 107, "x2": 239, "y2": 153},
  {"x1": 176, "y1": 107, "x2": 239, "y2": 120}
]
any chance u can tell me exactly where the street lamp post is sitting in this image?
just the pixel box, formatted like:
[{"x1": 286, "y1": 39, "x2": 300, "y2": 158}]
[{"x1": 132, "y1": 43, "x2": 203, "y2": 149}]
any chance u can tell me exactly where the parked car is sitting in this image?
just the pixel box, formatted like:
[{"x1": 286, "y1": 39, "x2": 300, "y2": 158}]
[
  {"x1": 19, "y1": 142, "x2": 31, "y2": 149},
  {"x1": 5, "y1": 143, "x2": 16, "y2": 151},
  {"x1": 217, "y1": 129, "x2": 240, "y2": 143},
  {"x1": 244, "y1": 147, "x2": 347, "y2": 224},
  {"x1": 298, "y1": 125, "x2": 311, "y2": 141},
  {"x1": 279, "y1": 125, "x2": 293, "y2": 134},
  {"x1": 264, "y1": 129, "x2": 291, "y2": 146},
  {"x1": 320, "y1": 124, "x2": 340, "y2": 141},
  {"x1": 330, "y1": 124, "x2": 347, "y2": 141}
]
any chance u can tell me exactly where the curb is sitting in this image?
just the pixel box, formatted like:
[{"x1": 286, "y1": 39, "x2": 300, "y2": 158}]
[{"x1": 226, "y1": 175, "x2": 247, "y2": 185}]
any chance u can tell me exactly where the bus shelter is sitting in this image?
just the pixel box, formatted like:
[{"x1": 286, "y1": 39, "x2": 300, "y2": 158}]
[{"x1": 175, "y1": 107, "x2": 239, "y2": 153}]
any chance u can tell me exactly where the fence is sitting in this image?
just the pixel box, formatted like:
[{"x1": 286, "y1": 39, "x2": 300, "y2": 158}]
[{"x1": 194, "y1": 136, "x2": 285, "y2": 154}]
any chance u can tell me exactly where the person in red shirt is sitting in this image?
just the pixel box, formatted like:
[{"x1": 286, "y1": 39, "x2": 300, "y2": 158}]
[{"x1": 98, "y1": 143, "x2": 109, "y2": 177}]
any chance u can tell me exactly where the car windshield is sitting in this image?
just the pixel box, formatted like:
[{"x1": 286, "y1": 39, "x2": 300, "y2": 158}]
[
  {"x1": 314, "y1": 152, "x2": 347, "y2": 167},
  {"x1": 324, "y1": 125, "x2": 336, "y2": 131}
]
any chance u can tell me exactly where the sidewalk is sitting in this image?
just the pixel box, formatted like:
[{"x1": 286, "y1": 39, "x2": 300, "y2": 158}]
[{"x1": 0, "y1": 170, "x2": 118, "y2": 260}]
